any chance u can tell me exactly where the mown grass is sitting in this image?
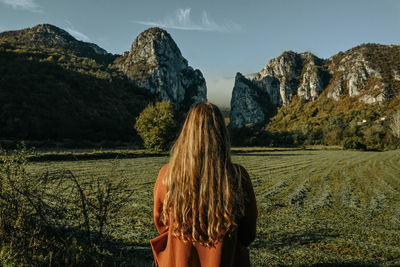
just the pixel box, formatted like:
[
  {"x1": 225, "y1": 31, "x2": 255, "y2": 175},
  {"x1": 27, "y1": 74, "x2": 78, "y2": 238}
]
[{"x1": 29, "y1": 149, "x2": 400, "y2": 266}]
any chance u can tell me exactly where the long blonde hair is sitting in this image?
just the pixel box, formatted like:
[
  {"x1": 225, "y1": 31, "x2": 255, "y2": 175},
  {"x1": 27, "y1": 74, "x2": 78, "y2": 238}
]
[{"x1": 162, "y1": 102, "x2": 245, "y2": 246}]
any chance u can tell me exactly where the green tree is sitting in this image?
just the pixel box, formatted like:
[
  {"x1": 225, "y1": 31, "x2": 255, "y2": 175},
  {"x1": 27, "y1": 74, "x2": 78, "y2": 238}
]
[{"x1": 134, "y1": 101, "x2": 178, "y2": 151}]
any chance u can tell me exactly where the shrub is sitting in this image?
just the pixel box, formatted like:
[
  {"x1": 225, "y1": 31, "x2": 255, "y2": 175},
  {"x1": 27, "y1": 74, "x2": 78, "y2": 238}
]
[
  {"x1": 0, "y1": 144, "x2": 133, "y2": 265},
  {"x1": 134, "y1": 101, "x2": 178, "y2": 151},
  {"x1": 342, "y1": 138, "x2": 367, "y2": 150},
  {"x1": 323, "y1": 128, "x2": 343, "y2": 145},
  {"x1": 363, "y1": 124, "x2": 385, "y2": 149}
]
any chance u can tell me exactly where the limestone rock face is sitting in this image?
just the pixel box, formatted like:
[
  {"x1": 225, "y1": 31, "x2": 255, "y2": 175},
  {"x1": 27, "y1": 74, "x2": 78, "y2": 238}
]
[
  {"x1": 115, "y1": 27, "x2": 207, "y2": 110},
  {"x1": 255, "y1": 51, "x2": 300, "y2": 106},
  {"x1": 327, "y1": 47, "x2": 390, "y2": 103},
  {"x1": 254, "y1": 51, "x2": 326, "y2": 105},
  {"x1": 230, "y1": 51, "x2": 326, "y2": 128},
  {"x1": 253, "y1": 75, "x2": 281, "y2": 106},
  {"x1": 297, "y1": 54, "x2": 326, "y2": 101},
  {"x1": 229, "y1": 73, "x2": 271, "y2": 128},
  {"x1": 358, "y1": 88, "x2": 390, "y2": 104},
  {"x1": 326, "y1": 77, "x2": 344, "y2": 101}
]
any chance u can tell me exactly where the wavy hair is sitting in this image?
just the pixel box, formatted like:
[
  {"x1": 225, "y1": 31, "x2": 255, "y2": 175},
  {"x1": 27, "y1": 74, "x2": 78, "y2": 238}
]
[{"x1": 162, "y1": 102, "x2": 245, "y2": 246}]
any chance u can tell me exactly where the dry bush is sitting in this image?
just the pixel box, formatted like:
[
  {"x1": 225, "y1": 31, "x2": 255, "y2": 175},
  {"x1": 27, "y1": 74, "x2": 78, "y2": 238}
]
[{"x1": 0, "y1": 144, "x2": 133, "y2": 266}]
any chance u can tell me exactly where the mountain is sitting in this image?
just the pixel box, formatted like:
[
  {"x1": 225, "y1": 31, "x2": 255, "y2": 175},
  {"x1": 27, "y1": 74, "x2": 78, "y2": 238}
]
[
  {"x1": 114, "y1": 27, "x2": 207, "y2": 111},
  {"x1": 0, "y1": 24, "x2": 116, "y2": 65},
  {"x1": 229, "y1": 73, "x2": 274, "y2": 128},
  {"x1": 0, "y1": 24, "x2": 206, "y2": 144},
  {"x1": 230, "y1": 44, "x2": 400, "y2": 148}
]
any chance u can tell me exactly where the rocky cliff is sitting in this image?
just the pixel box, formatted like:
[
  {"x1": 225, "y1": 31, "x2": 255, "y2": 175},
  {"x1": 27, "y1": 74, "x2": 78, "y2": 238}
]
[
  {"x1": 114, "y1": 27, "x2": 207, "y2": 111},
  {"x1": 230, "y1": 44, "x2": 400, "y2": 128},
  {"x1": 326, "y1": 44, "x2": 396, "y2": 104},
  {"x1": 229, "y1": 73, "x2": 272, "y2": 128},
  {"x1": 254, "y1": 51, "x2": 327, "y2": 105}
]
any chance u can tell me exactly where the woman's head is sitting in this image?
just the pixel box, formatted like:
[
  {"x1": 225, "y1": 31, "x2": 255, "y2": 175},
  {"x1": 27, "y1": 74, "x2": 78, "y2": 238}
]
[
  {"x1": 162, "y1": 102, "x2": 244, "y2": 246},
  {"x1": 174, "y1": 102, "x2": 230, "y2": 162}
]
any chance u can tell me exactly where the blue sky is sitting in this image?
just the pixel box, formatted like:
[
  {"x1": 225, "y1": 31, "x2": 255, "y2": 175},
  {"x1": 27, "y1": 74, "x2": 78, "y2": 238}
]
[{"x1": 1, "y1": 0, "x2": 400, "y2": 107}]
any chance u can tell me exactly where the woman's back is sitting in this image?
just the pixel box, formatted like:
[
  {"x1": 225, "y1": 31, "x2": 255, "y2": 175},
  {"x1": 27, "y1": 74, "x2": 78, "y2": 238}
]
[
  {"x1": 152, "y1": 164, "x2": 257, "y2": 266},
  {"x1": 150, "y1": 102, "x2": 257, "y2": 267}
]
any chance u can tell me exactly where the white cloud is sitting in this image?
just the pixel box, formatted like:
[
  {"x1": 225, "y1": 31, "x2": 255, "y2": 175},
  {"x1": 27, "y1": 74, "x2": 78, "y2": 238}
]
[
  {"x1": 0, "y1": 0, "x2": 41, "y2": 12},
  {"x1": 177, "y1": 8, "x2": 190, "y2": 26},
  {"x1": 133, "y1": 8, "x2": 242, "y2": 32},
  {"x1": 64, "y1": 20, "x2": 90, "y2": 42},
  {"x1": 66, "y1": 27, "x2": 90, "y2": 42}
]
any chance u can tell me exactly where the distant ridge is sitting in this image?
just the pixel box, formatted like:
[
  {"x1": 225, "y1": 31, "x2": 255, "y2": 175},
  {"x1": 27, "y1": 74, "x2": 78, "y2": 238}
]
[{"x1": 0, "y1": 24, "x2": 116, "y2": 65}]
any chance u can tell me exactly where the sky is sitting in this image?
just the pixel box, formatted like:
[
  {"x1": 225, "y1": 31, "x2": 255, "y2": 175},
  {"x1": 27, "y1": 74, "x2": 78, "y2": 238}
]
[{"x1": 1, "y1": 0, "x2": 400, "y2": 107}]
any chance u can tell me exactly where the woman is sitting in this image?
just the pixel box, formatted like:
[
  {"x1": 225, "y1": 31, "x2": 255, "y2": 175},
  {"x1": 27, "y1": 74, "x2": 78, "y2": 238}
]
[{"x1": 151, "y1": 102, "x2": 257, "y2": 267}]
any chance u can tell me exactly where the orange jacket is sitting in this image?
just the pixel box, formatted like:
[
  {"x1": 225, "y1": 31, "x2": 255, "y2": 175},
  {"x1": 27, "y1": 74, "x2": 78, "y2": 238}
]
[{"x1": 151, "y1": 164, "x2": 257, "y2": 267}]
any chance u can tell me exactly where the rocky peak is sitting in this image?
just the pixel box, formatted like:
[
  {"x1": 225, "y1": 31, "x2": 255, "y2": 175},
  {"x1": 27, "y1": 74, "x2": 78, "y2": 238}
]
[
  {"x1": 0, "y1": 24, "x2": 74, "y2": 46},
  {"x1": 128, "y1": 27, "x2": 187, "y2": 69},
  {"x1": 256, "y1": 51, "x2": 301, "y2": 80},
  {"x1": 0, "y1": 24, "x2": 113, "y2": 64},
  {"x1": 229, "y1": 73, "x2": 273, "y2": 128},
  {"x1": 326, "y1": 44, "x2": 394, "y2": 103},
  {"x1": 30, "y1": 24, "x2": 78, "y2": 46},
  {"x1": 115, "y1": 27, "x2": 206, "y2": 110},
  {"x1": 253, "y1": 51, "x2": 326, "y2": 106}
]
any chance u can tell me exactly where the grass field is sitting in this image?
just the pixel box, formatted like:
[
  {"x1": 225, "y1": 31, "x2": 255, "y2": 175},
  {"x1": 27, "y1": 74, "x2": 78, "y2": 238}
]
[{"x1": 30, "y1": 149, "x2": 400, "y2": 266}]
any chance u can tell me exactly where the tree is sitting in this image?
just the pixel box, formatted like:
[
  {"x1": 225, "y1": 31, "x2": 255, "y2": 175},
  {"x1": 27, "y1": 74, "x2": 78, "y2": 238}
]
[
  {"x1": 390, "y1": 110, "x2": 400, "y2": 139},
  {"x1": 134, "y1": 101, "x2": 178, "y2": 151}
]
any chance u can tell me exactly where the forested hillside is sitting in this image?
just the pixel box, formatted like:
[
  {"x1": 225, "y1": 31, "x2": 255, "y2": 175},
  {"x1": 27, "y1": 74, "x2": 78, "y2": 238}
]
[
  {"x1": 0, "y1": 39, "x2": 152, "y2": 142},
  {"x1": 0, "y1": 25, "x2": 193, "y2": 147}
]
